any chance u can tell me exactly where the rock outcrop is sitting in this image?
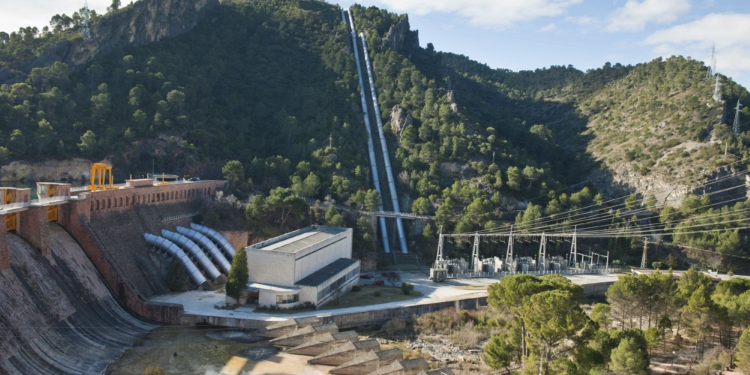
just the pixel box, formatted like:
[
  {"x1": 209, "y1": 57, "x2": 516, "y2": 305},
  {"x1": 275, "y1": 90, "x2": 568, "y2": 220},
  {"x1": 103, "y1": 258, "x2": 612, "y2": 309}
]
[
  {"x1": 381, "y1": 15, "x2": 419, "y2": 54},
  {"x1": 390, "y1": 105, "x2": 412, "y2": 135},
  {"x1": 0, "y1": 158, "x2": 92, "y2": 182},
  {"x1": 2, "y1": 0, "x2": 219, "y2": 84}
]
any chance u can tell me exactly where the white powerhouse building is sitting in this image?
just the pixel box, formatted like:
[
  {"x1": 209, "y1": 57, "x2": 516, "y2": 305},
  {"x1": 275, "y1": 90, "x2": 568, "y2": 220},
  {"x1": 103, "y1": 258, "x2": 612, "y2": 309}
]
[{"x1": 245, "y1": 226, "x2": 360, "y2": 308}]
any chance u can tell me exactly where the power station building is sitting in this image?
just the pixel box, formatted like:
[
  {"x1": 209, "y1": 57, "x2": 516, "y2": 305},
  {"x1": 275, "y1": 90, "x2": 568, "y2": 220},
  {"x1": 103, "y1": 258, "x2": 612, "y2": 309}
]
[{"x1": 245, "y1": 226, "x2": 359, "y2": 309}]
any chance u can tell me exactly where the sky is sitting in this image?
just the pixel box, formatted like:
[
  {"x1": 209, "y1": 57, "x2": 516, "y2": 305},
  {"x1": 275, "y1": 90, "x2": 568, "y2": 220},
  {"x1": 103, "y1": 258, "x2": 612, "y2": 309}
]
[{"x1": 1, "y1": 0, "x2": 750, "y2": 88}]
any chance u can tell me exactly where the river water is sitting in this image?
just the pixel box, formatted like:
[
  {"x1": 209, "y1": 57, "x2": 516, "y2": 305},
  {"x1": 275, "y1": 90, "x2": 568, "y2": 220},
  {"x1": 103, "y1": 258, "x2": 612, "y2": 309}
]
[{"x1": 106, "y1": 325, "x2": 335, "y2": 375}]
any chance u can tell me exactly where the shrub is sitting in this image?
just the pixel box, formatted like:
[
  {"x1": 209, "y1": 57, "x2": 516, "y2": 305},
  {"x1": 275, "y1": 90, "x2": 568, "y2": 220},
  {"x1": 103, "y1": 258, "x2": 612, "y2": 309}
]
[
  {"x1": 383, "y1": 318, "x2": 407, "y2": 339},
  {"x1": 373, "y1": 291, "x2": 382, "y2": 297},
  {"x1": 400, "y1": 282, "x2": 414, "y2": 295},
  {"x1": 351, "y1": 285, "x2": 362, "y2": 293}
]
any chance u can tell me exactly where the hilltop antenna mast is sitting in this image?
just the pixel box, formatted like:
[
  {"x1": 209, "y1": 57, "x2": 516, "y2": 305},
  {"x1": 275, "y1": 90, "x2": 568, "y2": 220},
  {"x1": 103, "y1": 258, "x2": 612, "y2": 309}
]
[
  {"x1": 713, "y1": 74, "x2": 722, "y2": 102},
  {"x1": 81, "y1": 0, "x2": 92, "y2": 40},
  {"x1": 734, "y1": 100, "x2": 744, "y2": 136}
]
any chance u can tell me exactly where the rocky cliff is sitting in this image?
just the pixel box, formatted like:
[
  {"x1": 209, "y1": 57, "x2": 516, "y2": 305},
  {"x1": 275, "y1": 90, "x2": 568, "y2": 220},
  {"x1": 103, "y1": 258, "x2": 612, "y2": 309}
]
[
  {"x1": 381, "y1": 15, "x2": 419, "y2": 55},
  {"x1": 1, "y1": 0, "x2": 219, "y2": 84}
]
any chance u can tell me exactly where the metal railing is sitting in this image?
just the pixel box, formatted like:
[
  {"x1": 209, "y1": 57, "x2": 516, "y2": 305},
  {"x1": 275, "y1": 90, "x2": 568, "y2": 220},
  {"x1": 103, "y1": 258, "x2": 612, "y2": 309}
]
[
  {"x1": 70, "y1": 186, "x2": 90, "y2": 192},
  {"x1": 161, "y1": 211, "x2": 201, "y2": 223},
  {"x1": 0, "y1": 202, "x2": 30, "y2": 211},
  {"x1": 32, "y1": 196, "x2": 69, "y2": 204},
  {"x1": 360, "y1": 210, "x2": 434, "y2": 220}
]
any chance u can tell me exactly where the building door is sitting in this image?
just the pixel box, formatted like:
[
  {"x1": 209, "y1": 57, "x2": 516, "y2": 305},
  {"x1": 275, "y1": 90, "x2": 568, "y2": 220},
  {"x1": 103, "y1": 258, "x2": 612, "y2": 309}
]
[
  {"x1": 47, "y1": 205, "x2": 58, "y2": 222},
  {"x1": 6, "y1": 214, "x2": 15, "y2": 231}
]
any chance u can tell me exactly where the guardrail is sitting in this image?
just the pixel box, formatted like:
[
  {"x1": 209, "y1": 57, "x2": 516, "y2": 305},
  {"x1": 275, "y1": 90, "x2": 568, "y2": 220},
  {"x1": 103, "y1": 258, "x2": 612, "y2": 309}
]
[
  {"x1": 0, "y1": 202, "x2": 30, "y2": 211},
  {"x1": 70, "y1": 186, "x2": 90, "y2": 192},
  {"x1": 32, "y1": 196, "x2": 69, "y2": 204}
]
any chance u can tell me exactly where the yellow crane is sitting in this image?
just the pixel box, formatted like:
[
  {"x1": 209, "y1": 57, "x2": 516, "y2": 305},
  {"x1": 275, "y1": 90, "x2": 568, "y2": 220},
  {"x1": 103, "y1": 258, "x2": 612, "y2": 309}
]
[{"x1": 89, "y1": 163, "x2": 115, "y2": 191}]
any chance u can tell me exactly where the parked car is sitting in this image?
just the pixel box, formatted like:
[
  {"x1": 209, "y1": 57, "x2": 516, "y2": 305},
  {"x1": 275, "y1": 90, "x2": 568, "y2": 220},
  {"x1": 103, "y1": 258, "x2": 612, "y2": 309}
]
[
  {"x1": 373, "y1": 280, "x2": 385, "y2": 286},
  {"x1": 360, "y1": 274, "x2": 372, "y2": 279}
]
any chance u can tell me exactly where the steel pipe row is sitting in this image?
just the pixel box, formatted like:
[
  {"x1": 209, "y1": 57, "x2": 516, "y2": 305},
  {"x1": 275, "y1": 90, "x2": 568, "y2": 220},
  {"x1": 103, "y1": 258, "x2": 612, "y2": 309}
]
[
  {"x1": 359, "y1": 32, "x2": 408, "y2": 254},
  {"x1": 343, "y1": 8, "x2": 392, "y2": 253}
]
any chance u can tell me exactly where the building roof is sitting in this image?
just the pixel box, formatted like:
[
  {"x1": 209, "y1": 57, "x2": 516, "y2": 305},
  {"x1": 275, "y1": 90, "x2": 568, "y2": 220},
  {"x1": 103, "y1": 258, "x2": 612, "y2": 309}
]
[
  {"x1": 251, "y1": 226, "x2": 347, "y2": 254},
  {"x1": 296, "y1": 258, "x2": 359, "y2": 287}
]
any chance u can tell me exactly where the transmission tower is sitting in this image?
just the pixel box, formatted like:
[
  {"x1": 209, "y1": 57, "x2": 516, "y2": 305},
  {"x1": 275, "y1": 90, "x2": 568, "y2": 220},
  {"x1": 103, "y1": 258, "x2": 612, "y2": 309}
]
[
  {"x1": 707, "y1": 44, "x2": 715, "y2": 80},
  {"x1": 713, "y1": 74, "x2": 722, "y2": 102},
  {"x1": 734, "y1": 99, "x2": 744, "y2": 136},
  {"x1": 641, "y1": 237, "x2": 648, "y2": 269},
  {"x1": 80, "y1": 0, "x2": 92, "y2": 40}
]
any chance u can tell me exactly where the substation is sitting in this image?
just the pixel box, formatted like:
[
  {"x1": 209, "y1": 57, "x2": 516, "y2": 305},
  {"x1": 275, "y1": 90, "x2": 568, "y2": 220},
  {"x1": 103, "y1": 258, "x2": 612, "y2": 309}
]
[{"x1": 430, "y1": 227, "x2": 615, "y2": 282}]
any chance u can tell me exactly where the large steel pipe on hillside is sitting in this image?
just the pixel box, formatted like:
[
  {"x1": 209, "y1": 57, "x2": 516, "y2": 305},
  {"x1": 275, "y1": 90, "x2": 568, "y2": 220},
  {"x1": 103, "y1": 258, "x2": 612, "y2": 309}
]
[
  {"x1": 344, "y1": 8, "x2": 392, "y2": 253},
  {"x1": 176, "y1": 226, "x2": 231, "y2": 274},
  {"x1": 143, "y1": 233, "x2": 207, "y2": 287},
  {"x1": 161, "y1": 230, "x2": 223, "y2": 282},
  {"x1": 360, "y1": 32, "x2": 409, "y2": 254},
  {"x1": 190, "y1": 223, "x2": 236, "y2": 260}
]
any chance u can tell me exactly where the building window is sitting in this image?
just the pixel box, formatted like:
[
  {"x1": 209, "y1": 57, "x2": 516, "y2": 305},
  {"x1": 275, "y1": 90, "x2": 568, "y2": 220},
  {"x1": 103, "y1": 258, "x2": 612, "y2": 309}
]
[
  {"x1": 276, "y1": 294, "x2": 299, "y2": 305},
  {"x1": 317, "y1": 267, "x2": 359, "y2": 301}
]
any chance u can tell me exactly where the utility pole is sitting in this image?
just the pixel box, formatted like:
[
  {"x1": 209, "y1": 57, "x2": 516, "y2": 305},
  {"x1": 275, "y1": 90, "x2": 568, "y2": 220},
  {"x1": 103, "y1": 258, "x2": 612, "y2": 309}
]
[
  {"x1": 472, "y1": 233, "x2": 481, "y2": 273},
  {"x1": 492, "y1": 151, "x2": 495, "y2": 164},
  {"x1": 570, "y1": 226, "x2": 578, "y2": 269},
  {"x1": 329, "y1": 132, "x2": 333, "y2": 148},
  {"x1": 733, "y1": 100, "x2": 743, "y2": 136},
  {"x1": 505, "y1": 225, "x2": 514, "y2": 272},
  {"x1": 606, "y1": 251, "x2": 610, "y2": 272},
  {"x1": 641, "y1": 237, "x2": 649, "y2": 269},
  {"x1": 538, "y1": 233, "x2": 547, "y2": 272},
  {"x1": 434, "y1": 226, "x2": 443, "y2": 267}
]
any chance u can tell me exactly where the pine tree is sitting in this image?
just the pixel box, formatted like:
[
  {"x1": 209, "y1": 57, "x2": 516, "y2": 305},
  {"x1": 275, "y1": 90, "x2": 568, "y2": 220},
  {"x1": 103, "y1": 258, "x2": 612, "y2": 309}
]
[{"x1": 226, "y1": 247, "x2": 248, "y2": 300}]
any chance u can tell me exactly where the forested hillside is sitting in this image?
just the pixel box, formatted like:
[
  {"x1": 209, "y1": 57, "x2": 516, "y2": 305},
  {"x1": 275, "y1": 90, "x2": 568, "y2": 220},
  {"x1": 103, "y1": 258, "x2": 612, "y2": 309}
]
[{"x1": 1, "y1": 0, "x2": 749, "y2": 267}]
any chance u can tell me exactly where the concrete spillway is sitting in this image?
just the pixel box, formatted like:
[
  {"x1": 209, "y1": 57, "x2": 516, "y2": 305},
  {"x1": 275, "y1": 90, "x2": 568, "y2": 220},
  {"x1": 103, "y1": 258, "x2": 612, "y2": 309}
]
[{"x1": 0, "y1": 224, "x2": 156, "y2": 375}]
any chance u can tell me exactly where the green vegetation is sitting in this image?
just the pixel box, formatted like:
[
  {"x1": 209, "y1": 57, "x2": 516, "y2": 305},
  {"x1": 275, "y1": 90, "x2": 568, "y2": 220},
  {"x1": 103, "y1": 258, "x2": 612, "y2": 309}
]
[
  {"x1": 225, "y1": 247, "x2": 248, "y2": 300},
  {"x1": 1, "y1": 0, "x2": 749, "y2": 265},
  {"x1": 318, "y1": 285, "x2": 422, "y2": 310},
  {"x1": 478, "y1": 269, "x2": 750, "y2": 373},
  {"x1": 400, "y1": 281, "x2": 414, "y2": 295}
]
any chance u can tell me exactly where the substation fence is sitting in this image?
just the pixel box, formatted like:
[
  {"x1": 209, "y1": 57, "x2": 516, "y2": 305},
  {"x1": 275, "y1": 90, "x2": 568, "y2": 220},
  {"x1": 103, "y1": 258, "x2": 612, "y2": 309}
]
[{"x1": 448, "y1": 268, "x2": 621, "y2": 280}]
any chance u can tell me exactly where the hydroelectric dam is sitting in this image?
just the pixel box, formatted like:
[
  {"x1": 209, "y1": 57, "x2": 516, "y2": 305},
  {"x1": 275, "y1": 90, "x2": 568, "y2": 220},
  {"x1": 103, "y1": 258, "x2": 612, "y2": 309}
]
[{"x1": 0, "y1": 176, "x2": 226, "y2": 374}]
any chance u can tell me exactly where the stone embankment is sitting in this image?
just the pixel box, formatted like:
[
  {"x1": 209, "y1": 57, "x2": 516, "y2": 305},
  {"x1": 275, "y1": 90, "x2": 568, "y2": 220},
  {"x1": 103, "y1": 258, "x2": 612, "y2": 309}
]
[{"x1": 0, "y1": 224, "x2": 156, "y2": 375}]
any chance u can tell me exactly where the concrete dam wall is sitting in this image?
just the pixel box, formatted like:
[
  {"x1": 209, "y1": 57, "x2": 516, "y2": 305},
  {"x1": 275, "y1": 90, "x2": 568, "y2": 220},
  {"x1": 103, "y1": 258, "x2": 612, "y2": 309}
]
[{"x1": 0, "y1": 224, "x2": 156, "y2": 375}]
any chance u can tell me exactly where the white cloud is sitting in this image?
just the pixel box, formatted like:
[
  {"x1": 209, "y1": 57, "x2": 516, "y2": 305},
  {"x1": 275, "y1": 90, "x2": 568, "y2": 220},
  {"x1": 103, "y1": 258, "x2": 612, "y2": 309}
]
[
  {"x1": 566, "y1": 16, "x2": 599, "y2": 27},
  {"x1": 606, "y1": 0, "x2": 691, "y2": 32},
  {"x1": 644, "y1": 13, "x2": 750, "y2": 83},
  {"x1": 538, "y1": 23, "x2": 557, "y2": 32},
  {"x1": 0, "y1": 0, "x2": 112, "y2": 33},
  {"x1": 369, "y1": 0, "x2": 583, "y2": 29}
]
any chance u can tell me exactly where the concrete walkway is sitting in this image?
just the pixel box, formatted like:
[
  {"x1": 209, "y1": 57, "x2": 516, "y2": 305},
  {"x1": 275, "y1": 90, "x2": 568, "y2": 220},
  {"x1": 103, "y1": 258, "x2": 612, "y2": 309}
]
[
  {"x1": 152, "y1": 272, "x2": 490, "y2": 323},
  {"x1": 151, "y1": 272, "x2": 622, "y2": 326}
]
